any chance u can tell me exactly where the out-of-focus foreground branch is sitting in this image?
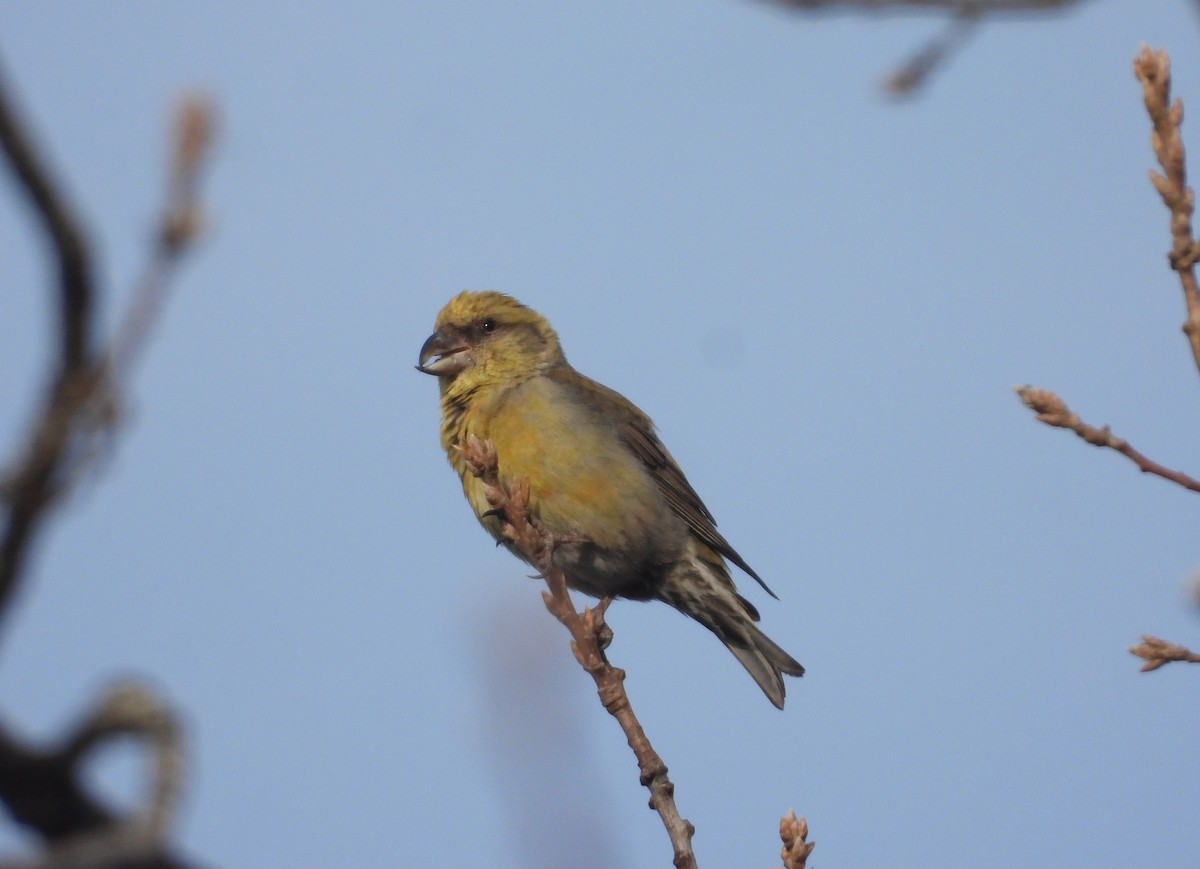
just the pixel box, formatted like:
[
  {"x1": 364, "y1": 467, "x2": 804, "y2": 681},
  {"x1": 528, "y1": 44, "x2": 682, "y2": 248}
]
[
  {"x1": 0, "y1": 52, "x2": 213, "y2": 868},
  {"x1": 458, "y1": 435, "x2": 700, "y2": 869},
  {"x1": 0, "y1": 63, "x2": 95, "y2": 621},
  {"x1": 1017, "y1": 47, "x2": 1199, "y2": 676},
  {"x1": 0, "y1": 682, "x2": 188, "y2": 869},
  {"x1": 762, "y1": 0, "x2": 1089, "y2": 95}
]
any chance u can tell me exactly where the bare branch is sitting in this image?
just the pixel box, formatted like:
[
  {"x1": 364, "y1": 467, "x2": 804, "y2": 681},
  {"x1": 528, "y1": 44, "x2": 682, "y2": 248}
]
[
  {"x1": 776, "y1": 810, "x2": 815, "y2": 869},
  {"x1": 1133, "y1": 47, "x2": 1200, "y2": 377},
  {"x1": 1129, "y1": 635, "x2": 1200, "y2": 672},
  {"x1": 1015, "y1": 386, "x2": 1200, "y2": 494},
  {"x1": 458, "y1": 435, "x2": 698, "y2": 869}
]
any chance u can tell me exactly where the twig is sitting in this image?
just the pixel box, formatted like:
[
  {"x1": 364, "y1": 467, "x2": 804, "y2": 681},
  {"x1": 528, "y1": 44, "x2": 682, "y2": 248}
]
[
  {"x1": 1133, "y1": 47, "x2": 1200, "y2": 376},
  {"x1": 764, "y1": 0, "x2": 1088, "y2": 95},
  {"x1": 883, "y1": 7, "x2": 979, "y2": 96},
  {"x1": 1129, "y1": 634, "x2": 1200, "y2": 672},
  {"x1": 459, "y1": 435, "x2": 698, "y2": 869},
  {"x1": 107, "y1": 93, "x2": 214, "y2": 381},
  {"x1": 1015, "y1": 386, "x2": 1200, "y2": 494},
  {"x1": 776, "y1": 810, "x2": 815, "y2": 869}
]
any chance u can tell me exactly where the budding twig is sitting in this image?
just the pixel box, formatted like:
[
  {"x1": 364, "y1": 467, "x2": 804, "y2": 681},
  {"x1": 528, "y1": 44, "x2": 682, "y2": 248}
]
[
  {"x1": 776, "y1": 809, "x2": 815, "y2": 869},
  {"x1": 1129, "y1": 635, "x2": 1200, "y2": 672},
  {"x1": 1015, "y1": 386, "x2": 1200, "y2": 493},
  {"x1": 1133, "y1": 46, "x2": 1200, "y2": 377}
]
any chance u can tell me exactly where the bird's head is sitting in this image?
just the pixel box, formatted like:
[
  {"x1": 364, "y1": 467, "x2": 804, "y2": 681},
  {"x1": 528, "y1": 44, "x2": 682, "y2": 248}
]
[{"x1": 416, "y1": 291, "x2": 565, "y2": 392}]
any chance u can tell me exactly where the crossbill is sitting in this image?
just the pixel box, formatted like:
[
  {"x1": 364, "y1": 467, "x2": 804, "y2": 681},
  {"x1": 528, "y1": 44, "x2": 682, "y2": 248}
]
[{"x1": 417, "y1": 291, "x2": 804, "y2": 708}]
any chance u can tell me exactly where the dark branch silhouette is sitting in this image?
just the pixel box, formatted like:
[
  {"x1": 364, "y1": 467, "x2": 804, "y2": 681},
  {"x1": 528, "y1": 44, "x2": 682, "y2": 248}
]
[
  {"x1": 0, "y1": 49, "x2": 213, "y2": 869},
  {"x1": 0, "y1": 682, "x2": 191, "y2": 869},
  {"x1": 0, "y1": 58, "x2": 96, "y2": 623}
]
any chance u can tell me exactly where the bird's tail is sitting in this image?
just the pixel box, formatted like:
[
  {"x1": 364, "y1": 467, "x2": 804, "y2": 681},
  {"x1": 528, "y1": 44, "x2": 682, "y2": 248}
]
[
  {"x1": 723, "y1": 621, "x2": 805, "y2": 710},
  {"x1": 659, "y1": 560, "x2": 804, "y2": 709}
]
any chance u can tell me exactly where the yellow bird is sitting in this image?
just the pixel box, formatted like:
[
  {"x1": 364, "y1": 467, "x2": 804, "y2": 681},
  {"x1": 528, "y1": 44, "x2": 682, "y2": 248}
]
[{"x1": 417, "y1": 291, "x2": 803, "y2": 708}]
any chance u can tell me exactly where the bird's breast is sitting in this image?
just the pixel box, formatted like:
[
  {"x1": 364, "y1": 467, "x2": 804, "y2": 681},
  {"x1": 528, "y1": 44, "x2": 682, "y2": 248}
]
[{"x1": 450, "y1": 377, "x2": 673, "y2": 554}]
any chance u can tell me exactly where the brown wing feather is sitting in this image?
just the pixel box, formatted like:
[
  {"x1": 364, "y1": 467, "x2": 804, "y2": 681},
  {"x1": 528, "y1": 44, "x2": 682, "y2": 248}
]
[{"x1": 555, "y1": 368, "x2": 778, "y2": 599}]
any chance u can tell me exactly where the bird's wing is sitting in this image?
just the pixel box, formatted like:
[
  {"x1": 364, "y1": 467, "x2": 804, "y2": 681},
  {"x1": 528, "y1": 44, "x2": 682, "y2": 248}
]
[{"x1": 561, "y1": 369, "x2": 778, "y2": 599}]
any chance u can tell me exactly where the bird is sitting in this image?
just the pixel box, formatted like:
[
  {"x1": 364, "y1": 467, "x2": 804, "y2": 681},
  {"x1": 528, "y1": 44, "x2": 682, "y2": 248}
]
[{"x1": 416, "y1": 290, "x2": 804, "y2": 708}]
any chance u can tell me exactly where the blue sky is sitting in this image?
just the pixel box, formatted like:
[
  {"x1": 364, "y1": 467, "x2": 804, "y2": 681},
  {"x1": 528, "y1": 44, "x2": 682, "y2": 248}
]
[{"x1": 2, "y1": 2, "x2": 1199, "y2": 866}]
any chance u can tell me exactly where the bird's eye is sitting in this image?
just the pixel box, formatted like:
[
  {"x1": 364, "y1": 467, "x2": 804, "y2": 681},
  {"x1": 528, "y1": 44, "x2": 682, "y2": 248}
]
[{"x1": 480, "y1": 318, "x2": 497, "y2": 333}]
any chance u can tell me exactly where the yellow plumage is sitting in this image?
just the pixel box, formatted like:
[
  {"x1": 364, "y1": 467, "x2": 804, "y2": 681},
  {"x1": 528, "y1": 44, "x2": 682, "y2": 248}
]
[{"x1": 418, "y1": 291, "x2": 803, "y2": 708}]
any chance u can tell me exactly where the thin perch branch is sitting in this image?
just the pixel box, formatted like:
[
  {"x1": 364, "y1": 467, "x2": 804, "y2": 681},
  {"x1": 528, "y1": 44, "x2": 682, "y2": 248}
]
[
  {"x1": 459, "y1": 435, "x2": 698, "y2": 869},
  {"x1": 1129, "y1": 635, "x2": 1200, "y2": 672},
  {"x1": 1133, "y1": 46, "x2": 1200, "y2": 377},
  {"x1": 1015, "y1": 386, "x2": 1200, "y2": 493}
]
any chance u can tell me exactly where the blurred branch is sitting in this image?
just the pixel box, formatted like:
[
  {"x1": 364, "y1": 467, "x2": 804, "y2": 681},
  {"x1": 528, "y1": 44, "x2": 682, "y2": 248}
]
[
  {"x1": 108, "y1": 93, "x2": 214, "y2": 382},
  {"x1": 459, "y1": 435, "x2": 698, "y2": 869},
  {"x1": 769, "y1": 0, "x2": 1081, "y2": 8},
  {"x1": 776, "y1": 810, "x2": 814, "y2": 869},
  {"x1": 0, "y1": 682, "x2": 194, "y2": 869},
  {"x1": 0, "y1": 62, "x2": 93, "y2": 370},
  {"x1": 0, "y1": 69, "x2": 215, "y2": 628},
  {"x1": 1133, "y1": 47, "x2": 1200, "y2": 377},
  {"x1": 1015, "y1": 386, "x2": 1200, "y2": 493},
  {"x1": 761, "y1": 0, "x2": 1089, "y2": 95},
  {"x1": 1129, "y1": 635, "x2": 1200, "y2": 672},
  {"x1": 882, "y1": 8, "x2": 979, "y2": 96},
  {"x1": 0, "y1": 58, "x2": 96, "y2": 622},
  {"x1": 0, "y1": 52, "x2": 214, "y2": 868}
]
